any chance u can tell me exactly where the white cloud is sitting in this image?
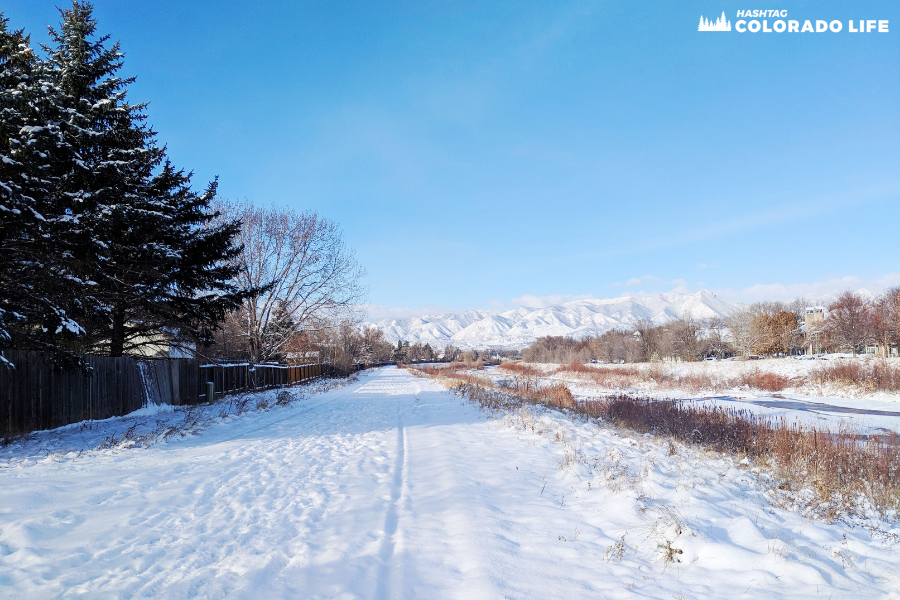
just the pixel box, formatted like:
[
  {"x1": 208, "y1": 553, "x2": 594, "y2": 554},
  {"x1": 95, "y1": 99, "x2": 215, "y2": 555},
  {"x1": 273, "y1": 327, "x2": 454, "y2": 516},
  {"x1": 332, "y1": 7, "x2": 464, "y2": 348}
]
[
  {"x1": 565, "y1": 181, "x2": 900, "y2": 263},
  {"x1": 875, "y1": 273, "x2": 900, "y2": 288},
  {"x1": 671, "y1": 279, "x2": 689, "y2": 293},
  {"x1": 361, "y1": 303, "x2": 458, "y2": 322},
  {"x1": 714, "y1": 273, "x2": 900, "y2": 303},
  {"x1": 614, "y1": 274, "x2": 662, "y2": 287},
  {"x1": 510, "y1": 293, "x2": 594, "y2": 308}
]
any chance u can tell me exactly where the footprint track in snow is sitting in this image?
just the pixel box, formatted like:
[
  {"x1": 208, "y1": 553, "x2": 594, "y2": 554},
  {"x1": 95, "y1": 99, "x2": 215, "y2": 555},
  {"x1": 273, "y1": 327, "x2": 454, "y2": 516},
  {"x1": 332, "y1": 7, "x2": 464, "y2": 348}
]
[{"x1": 375, "y1": 408, "x2": 406, "y2": 599}]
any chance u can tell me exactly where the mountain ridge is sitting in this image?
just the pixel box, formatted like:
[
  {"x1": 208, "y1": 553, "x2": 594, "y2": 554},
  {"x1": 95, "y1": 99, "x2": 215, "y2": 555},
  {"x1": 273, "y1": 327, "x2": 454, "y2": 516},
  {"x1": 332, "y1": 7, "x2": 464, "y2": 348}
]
[{"x1": 365, "y1": 290, "x2": 739, "y2": 350}]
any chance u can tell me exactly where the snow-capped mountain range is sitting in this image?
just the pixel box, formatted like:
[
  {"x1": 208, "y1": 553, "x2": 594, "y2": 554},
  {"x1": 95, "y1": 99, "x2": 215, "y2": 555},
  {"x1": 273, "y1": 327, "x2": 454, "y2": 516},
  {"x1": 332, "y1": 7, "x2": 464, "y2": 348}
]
[{"x1": 365, "y1": 290, "x2": 739, "y2": 350}]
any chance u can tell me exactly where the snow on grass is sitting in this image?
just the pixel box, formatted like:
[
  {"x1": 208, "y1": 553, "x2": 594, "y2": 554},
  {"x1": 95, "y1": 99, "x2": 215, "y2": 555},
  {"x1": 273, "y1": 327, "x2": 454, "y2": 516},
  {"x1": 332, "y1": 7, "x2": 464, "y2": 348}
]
[
  {"x1": 535, "y1": 356, "x2": 900, "y2": 402},
  {"x1": 0, "y1": 367, "x2": 898, "y2": 598}
]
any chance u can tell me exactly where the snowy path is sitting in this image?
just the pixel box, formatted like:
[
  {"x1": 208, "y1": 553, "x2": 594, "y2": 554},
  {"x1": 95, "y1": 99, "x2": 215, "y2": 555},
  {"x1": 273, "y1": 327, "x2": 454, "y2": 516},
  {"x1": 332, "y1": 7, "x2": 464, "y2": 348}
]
[{"x1": 1, "y1": 368, "x2": 898, "y2": 599}]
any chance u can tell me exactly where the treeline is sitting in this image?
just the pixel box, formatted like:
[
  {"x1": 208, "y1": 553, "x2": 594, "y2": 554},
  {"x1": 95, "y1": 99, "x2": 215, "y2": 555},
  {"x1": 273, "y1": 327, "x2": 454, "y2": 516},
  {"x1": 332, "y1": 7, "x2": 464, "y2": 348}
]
[
  {"x1": 1, "y1": 4, "x2": 364, "y2": 369},
  {"x1": 522, "y1": 289, "x2": 900, "y2": 364},
  {"x1": 387, "y1": 342, "x2": 509, "y2": 368}
]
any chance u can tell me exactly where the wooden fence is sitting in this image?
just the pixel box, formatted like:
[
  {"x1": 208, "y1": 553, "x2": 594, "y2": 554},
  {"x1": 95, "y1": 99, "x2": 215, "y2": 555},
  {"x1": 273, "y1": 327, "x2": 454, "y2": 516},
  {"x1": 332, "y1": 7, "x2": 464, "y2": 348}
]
[
  {"x1": 140, "y1": 359, "x2": 202, "y2": 406},
  {"x1": 198, "y1": 363, "x2": 324, "y2": 400},
  {"x1": 0, "y1": 350, "x2": 355, "y2": 436},
  {"x1": 1, "y1": 350, "x2": 151, "y2": 436}
]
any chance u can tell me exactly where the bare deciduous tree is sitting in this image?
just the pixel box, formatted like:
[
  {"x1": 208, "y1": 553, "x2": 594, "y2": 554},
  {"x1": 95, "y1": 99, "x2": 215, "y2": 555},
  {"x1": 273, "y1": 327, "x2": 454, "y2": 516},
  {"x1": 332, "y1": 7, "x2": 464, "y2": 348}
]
[
  {"x1": 825, "y1": 291, "x2": 874, "y2": 357},
  {"x1": 634, "y1": 319, "x2": 665, "y2": 362},
  {"x1": 872, "y1": 287, "x2": 900, "y2": 357},
  {"x1": 212, "y1": 199, "x2": 365, "y2": 363},
  {"x1": 443, "y1": 344, "x2": 461, "y2": 362},
  {"x1": 703, "y1": 316, "x2": 732, "y2": 359},
  {"x1": 360, "y1": 327, "x2": 394, "y2": 363},
  {"x1": 728, "y1": 300, "x2": 805, "y2": 358},
  {"x1": 725, "y1": 308, "x2": 757, "y2": 358},
  {"x1": 668, "y1": 317, "x2": 704, "y2": 361},
  {"x1": 590, "y1": 329, "x2": 641, "y2": 363}
]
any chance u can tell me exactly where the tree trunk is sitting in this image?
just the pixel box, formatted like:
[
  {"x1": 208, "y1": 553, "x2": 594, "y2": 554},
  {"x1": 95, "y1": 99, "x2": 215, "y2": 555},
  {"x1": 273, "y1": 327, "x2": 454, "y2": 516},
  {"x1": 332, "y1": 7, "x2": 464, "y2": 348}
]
[{"x1": 110, "y1": 306, "x2": 125, "y2": 357}]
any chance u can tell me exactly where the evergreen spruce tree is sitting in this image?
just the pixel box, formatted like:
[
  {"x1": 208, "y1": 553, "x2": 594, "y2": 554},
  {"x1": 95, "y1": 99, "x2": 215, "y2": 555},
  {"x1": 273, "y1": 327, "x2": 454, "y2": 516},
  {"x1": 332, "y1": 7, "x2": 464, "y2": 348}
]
[
  {"x1": 0, "y1": 3, "x2": 247, "y2": 363},
  {"x1": 44, "y1": 2, "x2": 246, "y2": 357},
  {"x1": 0, "y1": 14, "x2": 87, "y2": 364}
]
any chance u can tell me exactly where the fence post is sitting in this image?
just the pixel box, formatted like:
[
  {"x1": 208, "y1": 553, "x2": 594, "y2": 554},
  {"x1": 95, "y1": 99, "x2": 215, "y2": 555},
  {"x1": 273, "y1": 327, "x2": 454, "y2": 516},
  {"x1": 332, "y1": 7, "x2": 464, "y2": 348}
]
[{"x1": 207, "y1": 381, "x2": 215, "y2": 404}]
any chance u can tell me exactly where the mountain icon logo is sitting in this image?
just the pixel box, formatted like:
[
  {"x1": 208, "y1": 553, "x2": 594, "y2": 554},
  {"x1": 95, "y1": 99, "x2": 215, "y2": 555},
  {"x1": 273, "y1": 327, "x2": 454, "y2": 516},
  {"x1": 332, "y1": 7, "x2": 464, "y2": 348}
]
[{"x1": 698, "y1": 12, "x2": 732, "y2": 31}]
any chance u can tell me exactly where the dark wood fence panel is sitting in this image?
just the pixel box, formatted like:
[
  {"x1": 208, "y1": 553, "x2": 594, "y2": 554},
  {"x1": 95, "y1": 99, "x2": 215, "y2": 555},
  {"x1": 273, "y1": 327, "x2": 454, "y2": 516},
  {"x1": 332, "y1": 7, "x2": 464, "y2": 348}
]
[
  {"x1": 198, "y1": 363, "x2": 324, "y2": 400},
  {"x1": 140, "y1": 359, "x2": 200, "y2": 406},
  {"x1": 1, "y1": 350, "x2": 147, "y2": 436},
  {"x1": 1, "y1": 350, "x2": 385, "y2": 435}
]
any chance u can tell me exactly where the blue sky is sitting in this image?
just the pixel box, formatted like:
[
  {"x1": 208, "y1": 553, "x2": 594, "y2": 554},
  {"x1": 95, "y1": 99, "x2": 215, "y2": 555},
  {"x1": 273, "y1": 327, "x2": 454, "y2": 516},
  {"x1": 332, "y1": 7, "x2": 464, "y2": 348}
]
[{"x1": 6, "y1": 1, "x2": 899, "y2": 319}]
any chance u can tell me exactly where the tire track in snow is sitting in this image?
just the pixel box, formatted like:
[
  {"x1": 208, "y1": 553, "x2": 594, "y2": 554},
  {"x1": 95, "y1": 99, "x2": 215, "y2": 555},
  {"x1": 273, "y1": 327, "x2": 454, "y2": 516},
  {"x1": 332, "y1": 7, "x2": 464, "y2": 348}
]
[{"x1": 375, "y1": 408, "x2": 406, "y2": 599}]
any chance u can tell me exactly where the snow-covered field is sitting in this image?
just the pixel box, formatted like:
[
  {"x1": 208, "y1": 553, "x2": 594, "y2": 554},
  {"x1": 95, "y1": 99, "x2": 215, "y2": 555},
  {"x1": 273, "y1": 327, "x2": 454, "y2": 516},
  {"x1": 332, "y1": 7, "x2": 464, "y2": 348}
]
[
  {"x1": 2, "y1": 367, "x2": 899, "y2": 598},
  {"x1": 510, "y1": 357, "x2": 900, "y2": 437},
  {"x1": 538, "y1": 355, "x2": 900, "y2": 398}
]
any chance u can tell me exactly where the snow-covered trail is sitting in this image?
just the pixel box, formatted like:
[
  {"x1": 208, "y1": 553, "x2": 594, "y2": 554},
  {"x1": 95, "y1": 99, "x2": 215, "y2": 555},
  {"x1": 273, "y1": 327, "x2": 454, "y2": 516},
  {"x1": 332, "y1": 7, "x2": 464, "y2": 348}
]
[{"x1": 1, "y1": 368, "x2": 897, "y2": 599}]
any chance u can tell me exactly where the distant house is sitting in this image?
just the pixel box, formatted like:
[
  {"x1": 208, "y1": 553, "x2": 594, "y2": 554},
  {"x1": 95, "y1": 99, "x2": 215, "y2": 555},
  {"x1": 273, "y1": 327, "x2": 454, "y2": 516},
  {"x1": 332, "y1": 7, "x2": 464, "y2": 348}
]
[
  {"x1": 804, "y1": 307, "x2": 826, "y2": 354},
  {"x1": 120, "y1": 328, "x2": 196, "y2": 359}
]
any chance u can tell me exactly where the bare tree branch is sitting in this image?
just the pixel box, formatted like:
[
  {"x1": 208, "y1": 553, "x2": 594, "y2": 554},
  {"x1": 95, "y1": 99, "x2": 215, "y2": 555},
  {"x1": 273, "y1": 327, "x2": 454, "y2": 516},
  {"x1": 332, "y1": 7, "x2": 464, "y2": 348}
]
[{"x1": 211, "y1": 199, "x2": 366, "y2": 363}]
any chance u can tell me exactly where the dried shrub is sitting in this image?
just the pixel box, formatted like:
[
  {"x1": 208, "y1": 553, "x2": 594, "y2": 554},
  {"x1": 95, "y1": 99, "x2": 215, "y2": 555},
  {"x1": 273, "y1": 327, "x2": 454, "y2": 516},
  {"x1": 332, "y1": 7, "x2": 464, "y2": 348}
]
[
  {"x1": 544, "y1": 383, "x2": 576, "y2": 409},
  {"x1": 555, "y1": 364, "x2": 644, "y2": 388},
  {"x1": 498, "y1": 362, "x2": 544, "y2": 377},
  {"x1": 738, "y1": 369, "x2": 789, "y2": 392},
  {"x1": 810, "y1": 361, "x2": 900, "y2": 393},
  {"x1": 555, "y1": 362, "x2": 596, "y2": 374},
  {"x1": 553, "y1": 362, "x2": 792, "y2": 393},
  {"x1": 582, "y1": 396, "x2": 900, "y2": 516},
  {"x1": 554, "y1": 358, "x2": 900, "y2": 395}
]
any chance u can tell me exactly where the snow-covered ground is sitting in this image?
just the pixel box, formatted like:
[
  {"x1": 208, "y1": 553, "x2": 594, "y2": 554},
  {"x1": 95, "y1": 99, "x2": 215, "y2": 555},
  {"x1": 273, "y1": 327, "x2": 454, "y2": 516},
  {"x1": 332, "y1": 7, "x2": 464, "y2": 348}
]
[
  {"x1": 2, "y1": 367, "x2": 899, "y2": 598},
  {"x1": 498, "y1": 357, "x2": 900, "y2": 438},
  {"x1": 538, "y1": 355, "x2": 900, "y2": 398}
]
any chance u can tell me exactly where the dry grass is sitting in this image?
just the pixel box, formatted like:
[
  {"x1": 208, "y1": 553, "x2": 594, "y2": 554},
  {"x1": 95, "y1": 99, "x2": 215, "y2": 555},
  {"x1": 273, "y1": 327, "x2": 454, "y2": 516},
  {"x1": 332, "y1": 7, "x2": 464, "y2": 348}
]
[
  {"x1": 498, "y1": 362, "x2": 547, "y2": 377},
  {"x1": 738, "y1": 369, "x2": 791, "y2": 392},
  {"x1": 553, "y1": 359, "x2": 900, "y2": 395},
  {"x1": 410, "y1": 364, "x2": 900, "y2": 519},
  {"x1": 579, "y1": 395, "x2": 900, "y2": 513},
  {"x1": 553, "y1": 361, "x2": 791, "y2": 393},
  {"x1": 810, "y1": 361, "x2": 900, "y2": 393}
]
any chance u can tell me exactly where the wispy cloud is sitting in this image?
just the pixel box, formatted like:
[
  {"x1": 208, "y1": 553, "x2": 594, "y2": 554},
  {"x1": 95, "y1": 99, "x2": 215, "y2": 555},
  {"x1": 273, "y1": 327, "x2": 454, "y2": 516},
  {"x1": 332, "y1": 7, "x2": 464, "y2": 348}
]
[
  {"x1": 361, "y1": 303, "x2": 458, "y2": 322},
  {"x1": 713, "y1": 273, "x2": 900, "y2": 303},
  {"x1": 613, "y1": 274, "x2": 663, "y2": 287},
  {"x1": 509, "y1": 293, "x2": 595, "y2": 308},
  {"x1": 566, "y1": 182, "x2": 900, "y2": 262}
]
